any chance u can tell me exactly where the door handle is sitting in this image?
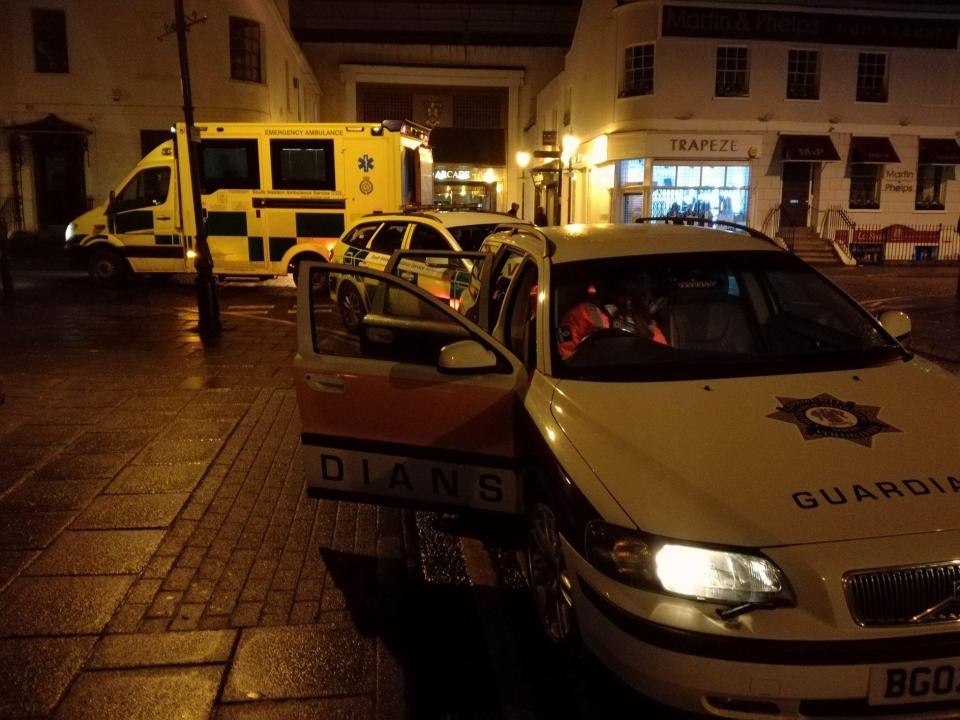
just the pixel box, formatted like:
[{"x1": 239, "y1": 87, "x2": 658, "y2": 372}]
[
  {"x1": 156, "y1": 216, "x2": 171, "y2": 220},
  {"x1": 303, "y1": 373, "x2": 346, "y2": 394}
]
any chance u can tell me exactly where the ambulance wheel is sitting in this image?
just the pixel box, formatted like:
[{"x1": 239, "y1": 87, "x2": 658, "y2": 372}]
[
  {"x1": 338, "y1": 282, "x2": 365, "y2": 333},
  {"x1": 527, "y1": 501, "x2": 577, "y2": 645},
  {"x1": 289, "y1": 254, "x2": 326, "y2": 288},
  {"x1": 87, "y1": 247, "x2": 129, "y2": 287}
]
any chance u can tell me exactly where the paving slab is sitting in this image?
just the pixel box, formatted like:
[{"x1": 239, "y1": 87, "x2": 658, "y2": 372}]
[
  {"x1": 26, "y1": 529, "x2": 164, "y2": 575},
  {"x1": 0, "y1": 424, "x2": 84, "y2": 446},
  {"x1": 31, "y1": 453, "x2": 129, "y2": 481},
  {"x1": 64, "y1": 430, "x2": 158, "y2": 455},
  {"x1": 105, "y1": 463, "x2": 208, "y2": 494},
  {"x1": 136, "y1": 438, "x2": 225, "y2": 464},
  {"x1": 88, "y1": 629, "x2": 237, "y2": 669},
  {"x1": 216, "y1": 696, "x2": 375, "y2": 720},
  {"x1": 222, "y1": 622, "x2": 376, "y2": 702},
  {"x1": 0, "y1": 551, "x2": 37, "y2": 589},
  {"x1": 54, "y1": 666, "x2": 224, "y2": 720},
  {"x1": 72, "y1": 493, "x2": 189, "y2": 529},
  {"x1": 0, "y1": 479, "x2": 108, "y2": 511},
  {"x1": 1, "y1": 444, "x2": 60, "y2": 469},
  {"x1": 0, "y1": 511, "x2": 74, "y2": 550},
  {"x1": 0, "y1": 575, "x2": 134, "y2": 635},
  {"x1": 0, "y1": 636, "x2": 97, "y2": 718}
]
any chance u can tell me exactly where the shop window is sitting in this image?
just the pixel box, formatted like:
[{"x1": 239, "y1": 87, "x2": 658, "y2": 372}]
[
  {"x1": 619, "y1": 159, "x2": 645, "y2": 185},
  {"x1": 856, "y1": 53, "x2": 887, "y2": 103},
  {"x1": 915, "y1": 166, "x2": 947, "y2": 211},
  {"x1": 198, "y1": 139, "x2": 261, "y2": 194},
  {"x1": 849, "y1": 164, "x2": 882, "y2": 209},
  {"x1": 651, "y1": 164, "x2": 750, "y2": 223},
  {"x1": 229, "y1": 16, "x2": 261, "y2": 83},
  {"x1": 787, "y1": 49, "x2": 819, "y2": 100},
  {"x1": 270, "y1": 139, "x2": 335, "y2": 190},
  {"x1": 32, "y1": 9, "x2": 68, "y2": 73},
  {"x1": 715, "y1": 47, "x2": 749, "y2": 97},
  {"x1": 622, "y1": 44, "x2": 654, "y2": 97}
]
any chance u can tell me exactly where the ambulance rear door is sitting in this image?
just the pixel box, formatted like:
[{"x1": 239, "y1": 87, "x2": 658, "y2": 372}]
[{"x1": 294, "y1": 260, "x2": 525, "y2": 515}]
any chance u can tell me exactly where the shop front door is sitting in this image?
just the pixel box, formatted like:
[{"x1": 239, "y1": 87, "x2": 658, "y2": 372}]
[{"x1": 780, "y1": 163, "x2": 811, "y2": 228}]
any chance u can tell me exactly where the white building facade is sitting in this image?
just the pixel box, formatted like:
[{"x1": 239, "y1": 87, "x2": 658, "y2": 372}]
[
  {"x1": 0, "y1": 0, "x2": 321, "y2": 235},
  {"x1": 531, "y1": 0, "x2": 960, "y2": 260}
]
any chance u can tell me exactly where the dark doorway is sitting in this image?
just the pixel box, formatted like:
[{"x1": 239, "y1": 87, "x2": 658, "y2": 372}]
[
  {"x1": 780, "y1": 163, "x2": 811, "y2": 228},
  {"x1": 32, "y1": 133, "x2": 86, "y2": 226}
]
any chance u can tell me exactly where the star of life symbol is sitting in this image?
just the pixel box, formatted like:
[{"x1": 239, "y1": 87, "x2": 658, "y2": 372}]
[
  {"x1": 911, "y1": 581, "x2": 960, "y2": 624},
  {"x1": 358, "y1": 155, "x2": 374, "y2": 172},
  {"x1": 767, "y1": 393, "x2": 900, "y2": 447}
]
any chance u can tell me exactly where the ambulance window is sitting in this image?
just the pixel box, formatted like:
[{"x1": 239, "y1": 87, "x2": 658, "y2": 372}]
[
  {"x1": 369, "y1": 223, "x2": 408, "y2": 254},
  {"x1": 115, "y1": 167, "x2": 171, "y2": 211},
  {"x1": 343, "y1": 223, "x2": 381, "y2": 248},
  {"x1": 270, "y1": 139, "x2": 335, "y2": 190},
  {"x1": 198, "y1": 139, "x2": 260, "y2": 193},
  {"x1": 408, "y1": 224, "x2": 449, "y2": 251}
]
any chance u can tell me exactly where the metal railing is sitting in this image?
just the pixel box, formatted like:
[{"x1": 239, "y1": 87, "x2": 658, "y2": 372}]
[
  {"x1": 820, "y1": 207, "x2": 959, "y2": 264},
  {"x1": 760, "y1": 204, "x2": 781, "y2": 238}
]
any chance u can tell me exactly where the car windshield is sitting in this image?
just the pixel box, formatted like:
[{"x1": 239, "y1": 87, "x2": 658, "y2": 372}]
[
  {"x1": 447, "y1": 224, "x2": 501, "y2": 251},
  {"x1": 552, "y1": 251, "x2": 903, "y2": 381}
]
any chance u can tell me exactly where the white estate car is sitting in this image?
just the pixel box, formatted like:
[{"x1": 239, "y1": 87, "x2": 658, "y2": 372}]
[{"x1": 293, "y1": 223, "x2": 960, "y2": 719}]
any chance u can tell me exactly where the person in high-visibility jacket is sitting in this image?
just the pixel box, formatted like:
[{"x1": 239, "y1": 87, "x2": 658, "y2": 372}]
[{"x1": 557, "y1": 285, "x2": 667, "y2": 359}]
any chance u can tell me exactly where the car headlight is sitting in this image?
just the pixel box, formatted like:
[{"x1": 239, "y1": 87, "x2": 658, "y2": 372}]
[{"x1": 585, "y1": 521, "x2": 793, "y2": 606}]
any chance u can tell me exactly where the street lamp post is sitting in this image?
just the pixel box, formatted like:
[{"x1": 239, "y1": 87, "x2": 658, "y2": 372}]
[
  {"x1": 167, "y1": 0, "x2": 220, "y2": 338},
  {"x1": 515, "y1": 151, "x2": 531, "y2": 220},
  {"x1": 561, "y1": 135, "x2": 580, "y2": 224}
]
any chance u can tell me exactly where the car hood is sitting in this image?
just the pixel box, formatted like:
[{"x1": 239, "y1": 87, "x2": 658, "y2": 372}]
[{"x1": 550, "y1": 358, "x2": 960, "y2": 547}]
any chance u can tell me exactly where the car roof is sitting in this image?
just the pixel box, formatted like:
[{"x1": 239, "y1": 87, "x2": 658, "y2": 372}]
[
  {"x1": 355, "y1": 210, "x2": 531, "y2": 229},
  {"x1": 489, "y1": 223, "x2": 784, "y2": 264}
]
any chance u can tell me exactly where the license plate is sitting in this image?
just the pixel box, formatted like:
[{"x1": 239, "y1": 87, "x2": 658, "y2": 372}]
[{"x1": 868, "y1": 659, "x2": 960, "y2": 705}]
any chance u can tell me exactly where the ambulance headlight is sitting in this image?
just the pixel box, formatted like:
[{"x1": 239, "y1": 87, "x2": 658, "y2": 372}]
[
  {"x1": 65, "y1": 222, "x2": 77, "y2": 242},
  {"x1": 585, "y1": 522, "x2": 793, "y2": 605}
]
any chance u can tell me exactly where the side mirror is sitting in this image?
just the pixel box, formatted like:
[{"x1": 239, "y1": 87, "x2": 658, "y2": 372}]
[
  {"x1": 106, "y1": 190, "x2": 117, "y2": 215},
  {"x1": 438, "y1": 339, "x2": 498, "y2": 374},
  {"x1": 877, "y1": 310, "x2": 911, "y2": 343}
]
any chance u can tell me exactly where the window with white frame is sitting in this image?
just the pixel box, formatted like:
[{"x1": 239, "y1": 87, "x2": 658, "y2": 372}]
[
  {"x1": 856, "y1": 52, "x2": 887, "y2": 103},
  {"x1": 229, "y1": 16, "x2": 261, "y2": 83},
  {"x1": 715, "y1": 47, "x2": 749, "y2": 97},
  {"x1": 915, "y1": 166, "x2": 947, "y2": 211},
  {"x1": 623, "y1": 44, "x2": 654, "y2": 97},
  {"x1": 787, "y1": 49, "x2": 819, "y2": 100},
  {"x1": 849, "y1": 164, "x2": 882, "y2": 209},
  {"x1": 618, "y1": 159, "x2": 646, "y2": 222}
]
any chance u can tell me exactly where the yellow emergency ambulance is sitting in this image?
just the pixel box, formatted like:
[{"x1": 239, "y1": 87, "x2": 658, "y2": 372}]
[{"x1": 64, "y1": 120, "x2": 433, "y2": 285}]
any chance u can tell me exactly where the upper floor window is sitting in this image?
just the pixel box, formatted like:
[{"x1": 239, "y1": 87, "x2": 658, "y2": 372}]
[
  {"x1": 787, "y1": 49, "x2": 819, "y2": 100},
  {"x1": 715, "y1": 47, "x2": 749, "y2": 97},
  {"x1": 32, "y1": 9, "x2": 68, "y2": 73},
  {"x1": 856, "y1": 52, "x2": 887, "y2": 103},
  {"x1": 623, "y1": 44, "x2": 655, "y2": 97},
  {"x1": 229, "y1": 16, "x2": 261, "y2": 83}
]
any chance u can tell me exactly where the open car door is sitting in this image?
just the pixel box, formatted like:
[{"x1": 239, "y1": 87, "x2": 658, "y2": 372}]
[{"x1": 294, "y1": 260, "x2": 526, "y2": 515}]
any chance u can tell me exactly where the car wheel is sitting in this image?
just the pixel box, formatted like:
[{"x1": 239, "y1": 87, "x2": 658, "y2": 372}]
[
  {"x1": 87, "y1": 247, "x2": 129, "y2": 287},
  {"x1": 338, "y1": 282, "x2": 366, "y2": 333},
  {"x1": 527, "y1": 501, "x2": 577, "y2": 645}
]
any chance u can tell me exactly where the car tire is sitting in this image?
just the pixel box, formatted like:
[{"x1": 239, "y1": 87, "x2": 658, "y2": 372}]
[
  {"x1": 527, "y1": 501, "x2": 578, "y2": 646},
  {"x1": 87, "y1": 247, "x2": 129, "y2": 287},
  {"x1": 337, "y1": 282, "x2": 366, "y2": 333}
]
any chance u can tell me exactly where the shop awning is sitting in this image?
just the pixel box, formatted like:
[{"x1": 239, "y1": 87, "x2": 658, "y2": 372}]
[
  {"x1": 918, "y1": 138, "x2": 960, "y2": 165},
  {"x1": 4, "y1": 113, "x2": 91, "y2": 135},
  {"x1": 778, "y1": 135, "x2": 840, "y2": 162},
  {"x1": 849, "y1": 136, "x2": 900, "y2": 164}
]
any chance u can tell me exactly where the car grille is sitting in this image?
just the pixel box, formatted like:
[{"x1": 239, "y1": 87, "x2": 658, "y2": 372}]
[{"x1": 845, "y1": 562, "x2": 960, "y2": 627}]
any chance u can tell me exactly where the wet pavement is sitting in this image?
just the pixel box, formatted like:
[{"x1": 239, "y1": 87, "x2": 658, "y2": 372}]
[{"x1": 0, "y1": 261, "x2": 957, "y2": 719}]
